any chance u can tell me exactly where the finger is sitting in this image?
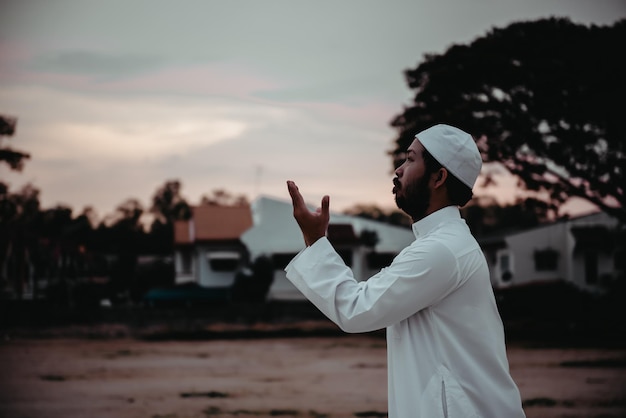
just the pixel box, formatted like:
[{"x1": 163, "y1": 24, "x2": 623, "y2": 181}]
[
  {"x1": 286, "y1": 180, "x2": 306, "y2": 209},
  {"x1": 321, "y1": 195, "x2": 330, "y2": 218}
]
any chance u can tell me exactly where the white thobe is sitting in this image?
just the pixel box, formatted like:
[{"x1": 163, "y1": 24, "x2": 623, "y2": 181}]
[{"x1": 285, "y1": 206, "x2": 525, "y2": 418}]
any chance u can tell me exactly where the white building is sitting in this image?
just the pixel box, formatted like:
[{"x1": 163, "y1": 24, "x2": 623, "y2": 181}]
[
  {"x1": 173, "y1": 205, "x2": 253, "y2": 288},
  {"x1": 173, "y1": 196, "x2": 624, "y2": 300},
  {"x1": 481, "y1": 211, "x2": 623, "y2": 292},
  {"x1": 241, "y1": 196, "x2": 415, "y2": 300},
  {"x1": 173, "y1": 196, "x2": 415, "y2": 301}
]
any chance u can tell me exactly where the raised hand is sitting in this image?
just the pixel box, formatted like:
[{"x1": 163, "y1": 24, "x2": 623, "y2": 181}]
[{"x1": 286, "y1": 180, "x2": 330, "y2": 246}]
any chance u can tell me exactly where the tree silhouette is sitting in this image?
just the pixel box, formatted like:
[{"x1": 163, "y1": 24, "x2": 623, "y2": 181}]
[
  {"x1": 0, "y1": 114, "x2": 34, "y2": 300},
  {"x1": 462, "y1": 196, "x2": 552, "y2": 236},
  {"x1": 102, "y1": 198, "x2": 145, "y2": 302},
  {"x1": 0, "y1": 115, "x2": 30, "y2": 171},
  {"x1": 150, "y1": 180, "x2": 191, "y2": 224},
  {"x1": 149, "y1": 180, "x2": 191, "y2": 254},
  {"x1": 200, "y1": 188, "x2": 248, "y2": 207},
  {"x1": 343, "y1": 204, "x2": 412, "y2": 227},
  {"x1": 390, "y1": 18, "x2": 626, "y2": 222},
  {"x1": 0, "y1": 183, "x2": 40, "y2": 299}
]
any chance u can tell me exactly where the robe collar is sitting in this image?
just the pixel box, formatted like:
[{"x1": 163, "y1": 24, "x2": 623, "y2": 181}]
[{"x1": 411, "y1": 205, "x2": 461, "y2": 238}]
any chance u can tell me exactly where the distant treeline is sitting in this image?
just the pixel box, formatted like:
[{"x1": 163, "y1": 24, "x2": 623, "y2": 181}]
[
  {"x1": 0, "y1": 180, "x2": 249, "y2": 304},
  {"x1": 0, "y1": 173, "x2": 557, "y2": 307}
]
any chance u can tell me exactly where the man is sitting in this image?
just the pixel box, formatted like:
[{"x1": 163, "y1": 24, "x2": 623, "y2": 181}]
[{"x1": 285, "y1": 124, "x2": 525, "y2": 417}]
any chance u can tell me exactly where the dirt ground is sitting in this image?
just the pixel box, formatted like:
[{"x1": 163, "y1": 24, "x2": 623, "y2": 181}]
[{"x1": 1, "y1": 327, "x2": 625, "y2": 418}]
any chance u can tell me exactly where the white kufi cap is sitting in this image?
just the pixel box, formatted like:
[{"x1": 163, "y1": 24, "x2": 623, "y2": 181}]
[{"x1": 416, "y1": 124, "x2": 482, "y2": 189}]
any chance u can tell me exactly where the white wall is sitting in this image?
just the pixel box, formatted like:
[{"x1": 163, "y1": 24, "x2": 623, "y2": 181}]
[
  {"x1": 505, "y1": 222, "x2": 570, "y2": 286},
  {"x1": 174, "y1": 249, "x2": 195, "y2": 284},
  {"x1": 488, "y1": 211, "x2": 620, "y2": 290},
  {"x1": 265, "y1": 247, "x2": 376, "y2": 301}
]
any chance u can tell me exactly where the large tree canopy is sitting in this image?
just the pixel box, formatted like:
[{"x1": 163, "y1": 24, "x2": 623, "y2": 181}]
[{"x1": 390, "y1": 18, "x2": 626, "y2": 222}]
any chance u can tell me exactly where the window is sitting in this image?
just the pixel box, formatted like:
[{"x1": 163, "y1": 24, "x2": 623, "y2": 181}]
[
  {"x1": 498, "y1": 252, "x2": 513, "y2": 282},
  {"x1": 534, "y1": 248, "x2": 559, "y2": 271},
  {"x1": 207, "y1": 252, "x2": 240, "y2": 272},
  {"x1": 585, "y1": 251, "x2": 599, "y2": 284}
]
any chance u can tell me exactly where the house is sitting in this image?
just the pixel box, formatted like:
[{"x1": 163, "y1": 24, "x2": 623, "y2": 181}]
[
  {"x1": 240, "y1": 196, "x2": 415, "y2": 300},
  {"x1": 174, "y1": 196, "x2": 623, "y2": 301},
  {"x1": 480, "y1": 211, "x2": 623, "y2": 292},
  {"x1": 173, "y1": 195, "x2": 415, "y2": 301},
  {"x1": 173, "y1": 205, "x2": 253, "y2": 288}
]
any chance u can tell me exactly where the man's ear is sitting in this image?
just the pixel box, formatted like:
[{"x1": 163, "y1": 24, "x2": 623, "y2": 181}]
[{"x1": 433, "y1": 168, "x2": 448, "y2": 189}]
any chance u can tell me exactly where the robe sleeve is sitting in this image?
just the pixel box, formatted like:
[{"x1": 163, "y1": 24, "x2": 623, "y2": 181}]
[{"x1": 285, "y1": 236, "x2": 460, "y2": 333}]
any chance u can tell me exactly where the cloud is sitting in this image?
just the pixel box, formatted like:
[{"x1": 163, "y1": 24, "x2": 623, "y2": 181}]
[
  {"x1": 0, "y1": 82, "x2": 398, "y2": 217},
  {"x1": 3, "y1": 0, "x2": 624, "y2": 220},
  {"x1": 50, "y1": 118, "x2": 246, "y2": 161},
  {"x1": 31, "y1": 50, "x2": 166, "y2": 80},
  {"x1": 252, "y1": 74, "x2": 404, "y2": 105},
  {"x1": 0, "y1": 84, "x2": 295, "y2": 162},
  {"x1": 100, "y1": 63, "x2": 283, "y2": 98}
]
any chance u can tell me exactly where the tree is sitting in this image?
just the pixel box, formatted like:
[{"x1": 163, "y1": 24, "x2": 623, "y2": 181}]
[
  {"x1": 36, "y1": 205, "x2": 84, "y2": 306},
  {"x1": 462, "y1": 196, "x2": 553, "y2": 236},
  {"x1": 200, "y1": 188, "x2": 248, "y2": 207},
  {"x1": 103, "y1": 198, "x2": 146, "y2": 302},
  {"x1": 231, "y1": 255, "x2": 274, "y2": 304},
  {"x1": 0, "y1": 114, "x2": 34, "y2": 299},
  {"x1": 343, "y1": 203, "x2": 412, "y2": 227},
  {"x1": 0, "y1": 183, "x2": 40, "y2": 299},
  {"x1": 390, "y1": 18, "x2": 626, "y2": 222},
  {"x1": 150, "y1": 180, "x2": 191, "y2": 225},
  {"x1": 149, "y1": 180, "x2": 191, "y2": 254},
  {"x1": 0, "y1": 115, "x2": 30, "y2": 171}
]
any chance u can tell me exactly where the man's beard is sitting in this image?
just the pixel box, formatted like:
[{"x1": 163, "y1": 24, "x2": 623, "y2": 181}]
[{"x1": 394, "y1": 174, "x2": 431, "y2": 222}]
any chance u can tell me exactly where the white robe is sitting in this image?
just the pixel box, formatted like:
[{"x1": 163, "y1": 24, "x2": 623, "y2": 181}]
[{"x1": 286, "y1": 206, "x2": 525, "y2": 418}]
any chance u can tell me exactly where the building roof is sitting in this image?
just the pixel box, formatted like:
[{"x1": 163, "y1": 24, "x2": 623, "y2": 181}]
[{"x1": 174, "y1": 205, "x2": 253, "y2": 244}]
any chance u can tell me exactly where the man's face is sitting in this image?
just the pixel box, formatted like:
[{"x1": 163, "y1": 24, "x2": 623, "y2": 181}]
[{"x1": 393, "y1": 139, "x2": 432, "y2": 221}]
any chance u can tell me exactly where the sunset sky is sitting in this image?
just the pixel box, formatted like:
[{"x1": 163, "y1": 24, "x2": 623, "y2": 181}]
[{"x1": 1, "y1": 1, "x2": 624, "y2": 220}]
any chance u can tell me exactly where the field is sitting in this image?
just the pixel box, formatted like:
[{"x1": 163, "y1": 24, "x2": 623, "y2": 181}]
[{"x1": 1, "y1": 322, "x2": 625, "y2": 418}]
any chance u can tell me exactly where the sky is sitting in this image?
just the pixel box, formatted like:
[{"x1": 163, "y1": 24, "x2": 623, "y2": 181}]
[{"x1": 1, "y1": 0, "x2": 625, "y2": 221}]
